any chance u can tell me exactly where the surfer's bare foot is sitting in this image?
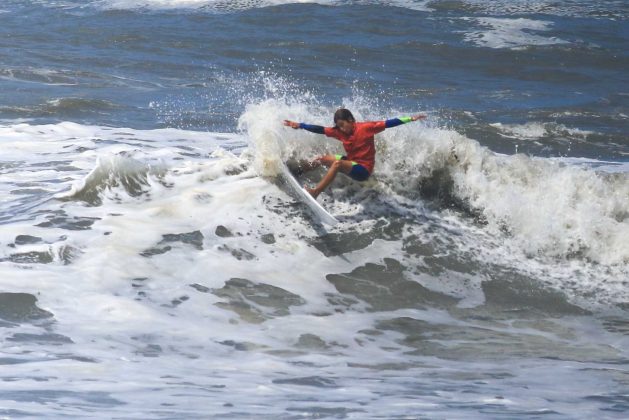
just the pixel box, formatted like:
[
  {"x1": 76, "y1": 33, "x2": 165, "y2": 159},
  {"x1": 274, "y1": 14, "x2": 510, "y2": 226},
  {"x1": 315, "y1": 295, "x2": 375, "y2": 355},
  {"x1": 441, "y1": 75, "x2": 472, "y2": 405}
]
[{"x1": 305, "y1": 186, "x2": 320, "y2": 199}]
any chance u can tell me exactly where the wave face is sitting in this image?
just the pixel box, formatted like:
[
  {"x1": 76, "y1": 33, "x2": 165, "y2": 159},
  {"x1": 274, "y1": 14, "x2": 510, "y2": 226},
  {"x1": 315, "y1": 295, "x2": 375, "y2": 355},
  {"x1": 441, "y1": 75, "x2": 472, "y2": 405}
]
[{"x1": 240, "y1": 97, "x2": 629, "y2": 265}]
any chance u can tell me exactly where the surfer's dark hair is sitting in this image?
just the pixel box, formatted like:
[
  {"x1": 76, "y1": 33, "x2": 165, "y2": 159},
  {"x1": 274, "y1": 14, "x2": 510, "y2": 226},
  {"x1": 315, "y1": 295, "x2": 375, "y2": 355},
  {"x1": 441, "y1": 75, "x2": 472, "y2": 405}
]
[{"x1": 333, "y1": 108, "x2": 355, "y2": 125}]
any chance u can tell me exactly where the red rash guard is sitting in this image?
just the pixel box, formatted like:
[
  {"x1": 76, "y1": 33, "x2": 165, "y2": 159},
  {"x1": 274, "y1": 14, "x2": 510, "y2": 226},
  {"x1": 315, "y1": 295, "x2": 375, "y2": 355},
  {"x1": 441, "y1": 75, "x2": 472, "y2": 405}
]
[{"x1": 323, "y1": 121, "x2": 386, "y2": 173}]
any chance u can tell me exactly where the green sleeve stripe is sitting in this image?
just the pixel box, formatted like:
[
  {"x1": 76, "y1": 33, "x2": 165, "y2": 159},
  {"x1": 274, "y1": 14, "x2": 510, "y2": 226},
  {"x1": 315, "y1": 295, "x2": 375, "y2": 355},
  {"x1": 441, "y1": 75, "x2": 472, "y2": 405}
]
[{"x1": 399, "y1": 116, "x2": 413, "y2": 124}]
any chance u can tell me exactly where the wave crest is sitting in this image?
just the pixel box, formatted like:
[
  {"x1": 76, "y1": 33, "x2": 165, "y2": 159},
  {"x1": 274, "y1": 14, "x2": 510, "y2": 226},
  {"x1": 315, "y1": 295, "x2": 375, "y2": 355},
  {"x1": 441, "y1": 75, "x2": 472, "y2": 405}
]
[
  {"x1": 59, "y1": 154, "x2": 166, "y2": 206},
  {"x1": 240, "y1": 97, "x2": 629, "y2": 265}
]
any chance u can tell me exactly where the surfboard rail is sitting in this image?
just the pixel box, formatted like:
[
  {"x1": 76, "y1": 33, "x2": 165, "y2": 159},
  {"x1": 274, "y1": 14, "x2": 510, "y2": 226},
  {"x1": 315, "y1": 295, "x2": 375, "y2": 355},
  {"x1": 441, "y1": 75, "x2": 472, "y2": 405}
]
[{"x1": 281, "y1": 166, "x2": 339, "y2": 226}]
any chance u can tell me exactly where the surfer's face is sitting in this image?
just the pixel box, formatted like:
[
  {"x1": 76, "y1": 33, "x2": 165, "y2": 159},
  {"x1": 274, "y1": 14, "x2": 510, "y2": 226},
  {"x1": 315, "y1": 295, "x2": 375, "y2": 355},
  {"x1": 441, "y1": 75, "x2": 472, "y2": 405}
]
[{"x1": 336, "y1": 119, "x2": 354, "y2": 135}]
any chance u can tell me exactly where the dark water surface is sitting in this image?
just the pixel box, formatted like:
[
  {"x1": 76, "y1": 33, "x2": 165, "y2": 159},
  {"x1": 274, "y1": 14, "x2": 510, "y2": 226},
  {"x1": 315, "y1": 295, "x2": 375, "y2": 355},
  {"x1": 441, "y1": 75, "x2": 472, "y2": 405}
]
[{"x1": 2, "y1": 1, "x2": 627, "y2": 155}]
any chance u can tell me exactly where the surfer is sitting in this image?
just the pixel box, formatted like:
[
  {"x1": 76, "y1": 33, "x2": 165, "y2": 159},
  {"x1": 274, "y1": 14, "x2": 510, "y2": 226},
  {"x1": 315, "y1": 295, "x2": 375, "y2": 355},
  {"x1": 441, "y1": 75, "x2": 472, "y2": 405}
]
[{"x1": 283, "y1": 109, "x2": 426, "y2": 198}]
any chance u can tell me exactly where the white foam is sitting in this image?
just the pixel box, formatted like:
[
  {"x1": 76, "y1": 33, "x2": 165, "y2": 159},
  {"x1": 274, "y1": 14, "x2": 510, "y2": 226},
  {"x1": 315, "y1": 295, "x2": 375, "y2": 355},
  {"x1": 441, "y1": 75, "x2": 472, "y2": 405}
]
[
  {"x1": 374, "y1": 0, "x2": 432, "y2": 12},
  {"x1": 0, "y1": 118, "x2": 627, "y2": 417},
  {"x1": 95, "y1": 0, "x2": 433, "y2": 12},
  {"x1": 439, "y1": 135, "x2": 628, "y2": 267},
  {"x1": 491, "y1": 122, "x2": 594, "y2": 140},
  {"x1": 491, "y1": 122, "x2": 548, "y2": 139},
  {"x1": 555, "y1": 157, "x2": 629, "y2": 174},
  {"x1": 464, "y1": 17, "x2": 569, "y2": 49},
  {"x1": 97, "y1": 0, "x2": 337, "y2": 11},
  {"x1": 454, "y1": 150, "x2": 628, "y2": 265}
]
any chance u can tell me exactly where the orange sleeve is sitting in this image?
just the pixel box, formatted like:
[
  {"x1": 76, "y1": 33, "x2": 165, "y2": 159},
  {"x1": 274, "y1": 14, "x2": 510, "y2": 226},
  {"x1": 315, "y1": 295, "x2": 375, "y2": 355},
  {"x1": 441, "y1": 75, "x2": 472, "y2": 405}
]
[
  {"x1": 367, "y1": 121, "x2": 386, "y2": 135},
  {"x1": 324, "y1": 127, "x2": 342, "y2": 140}
]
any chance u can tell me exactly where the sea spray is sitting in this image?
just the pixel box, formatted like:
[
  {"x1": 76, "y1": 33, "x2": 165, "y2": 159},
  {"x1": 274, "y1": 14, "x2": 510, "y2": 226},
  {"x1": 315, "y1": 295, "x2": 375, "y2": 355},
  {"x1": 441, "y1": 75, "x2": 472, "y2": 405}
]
[{"x1": 240, "y1": 97, "x2": 629, "y2": 265}]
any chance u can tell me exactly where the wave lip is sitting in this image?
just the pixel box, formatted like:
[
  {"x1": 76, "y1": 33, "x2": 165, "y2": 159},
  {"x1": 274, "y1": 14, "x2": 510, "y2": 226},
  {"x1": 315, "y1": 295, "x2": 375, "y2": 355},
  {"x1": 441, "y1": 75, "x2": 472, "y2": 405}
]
[
  {"x1": 448, "y1": 143, "x2": 629, "y2": 265},
  {"x1": 58, "y1": 154, "x2": 162, "y2": 206},
  {"x1": 395, "y1": 126, "x2": 629, "y2": 265}
]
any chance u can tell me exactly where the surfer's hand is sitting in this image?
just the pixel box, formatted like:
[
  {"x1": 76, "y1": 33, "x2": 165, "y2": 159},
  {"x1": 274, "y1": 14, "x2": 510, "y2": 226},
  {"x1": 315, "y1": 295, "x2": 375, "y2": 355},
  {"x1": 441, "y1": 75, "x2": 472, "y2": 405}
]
[
  {"x1": 283, "y1": 120, "x2": 300, "y2": 129},
  {"x1": 411, "y1": 114, "x2": 427, "y2": 121}
]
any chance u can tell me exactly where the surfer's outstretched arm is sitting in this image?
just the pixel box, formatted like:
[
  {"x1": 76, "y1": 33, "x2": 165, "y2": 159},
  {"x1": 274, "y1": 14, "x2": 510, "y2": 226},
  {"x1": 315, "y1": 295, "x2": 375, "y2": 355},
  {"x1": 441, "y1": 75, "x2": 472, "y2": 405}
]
[
  {"x1": 283, "y1": 120, "x2": 326, "y2": 134},
  {"x1": 384, "y1": 114, "x2": 426, "y2": 128},
  {"x1": 284, "y1": 114, "x2": 425, "y2": 134}
]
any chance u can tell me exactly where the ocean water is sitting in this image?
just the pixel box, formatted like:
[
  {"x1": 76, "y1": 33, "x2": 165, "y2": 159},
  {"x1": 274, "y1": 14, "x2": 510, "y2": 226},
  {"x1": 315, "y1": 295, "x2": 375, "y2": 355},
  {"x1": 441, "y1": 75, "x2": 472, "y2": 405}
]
[{"x1": 0, "y1": 1, "x2": 628, "y2": 418}]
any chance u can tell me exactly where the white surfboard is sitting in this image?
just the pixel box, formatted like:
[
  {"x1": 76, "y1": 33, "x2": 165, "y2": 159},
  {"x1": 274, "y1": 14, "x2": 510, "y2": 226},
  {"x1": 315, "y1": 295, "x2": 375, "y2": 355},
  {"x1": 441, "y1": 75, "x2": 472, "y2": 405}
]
[{"x1": 281, "y1": 165, "x2": 339, "y2": 226}]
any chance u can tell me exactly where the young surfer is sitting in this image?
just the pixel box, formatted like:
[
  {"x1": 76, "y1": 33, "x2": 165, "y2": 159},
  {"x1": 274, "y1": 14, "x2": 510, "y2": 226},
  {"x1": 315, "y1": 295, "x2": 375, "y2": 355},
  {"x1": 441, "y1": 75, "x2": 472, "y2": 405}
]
[{"x1": 283, "y1": 108, "x2": 426, "y2": 198}]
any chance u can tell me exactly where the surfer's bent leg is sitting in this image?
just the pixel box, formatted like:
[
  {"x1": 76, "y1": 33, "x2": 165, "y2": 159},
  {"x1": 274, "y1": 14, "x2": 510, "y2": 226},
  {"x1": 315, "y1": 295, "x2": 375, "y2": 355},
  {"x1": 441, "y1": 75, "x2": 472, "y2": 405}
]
[
  {"x1": 329, "y1": 155, "x2": 370, "y2": 182},
  {"x1": 306, "y1": 156, "x2": 354, "y2": 199}
]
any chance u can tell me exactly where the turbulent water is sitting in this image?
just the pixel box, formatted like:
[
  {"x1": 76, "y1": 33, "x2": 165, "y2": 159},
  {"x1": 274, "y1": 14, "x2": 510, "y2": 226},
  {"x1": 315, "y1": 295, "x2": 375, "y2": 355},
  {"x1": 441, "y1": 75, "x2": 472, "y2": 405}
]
[{"x1": 0, "y1": 1, "x2": 628, "y2": 418}]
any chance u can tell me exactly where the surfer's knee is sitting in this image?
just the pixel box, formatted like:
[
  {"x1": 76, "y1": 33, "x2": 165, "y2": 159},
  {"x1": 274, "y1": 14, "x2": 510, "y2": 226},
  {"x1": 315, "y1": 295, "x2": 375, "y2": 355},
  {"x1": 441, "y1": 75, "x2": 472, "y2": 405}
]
[{"x1": 330, "y1": 160, "x2": 342, "y2": 172}]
